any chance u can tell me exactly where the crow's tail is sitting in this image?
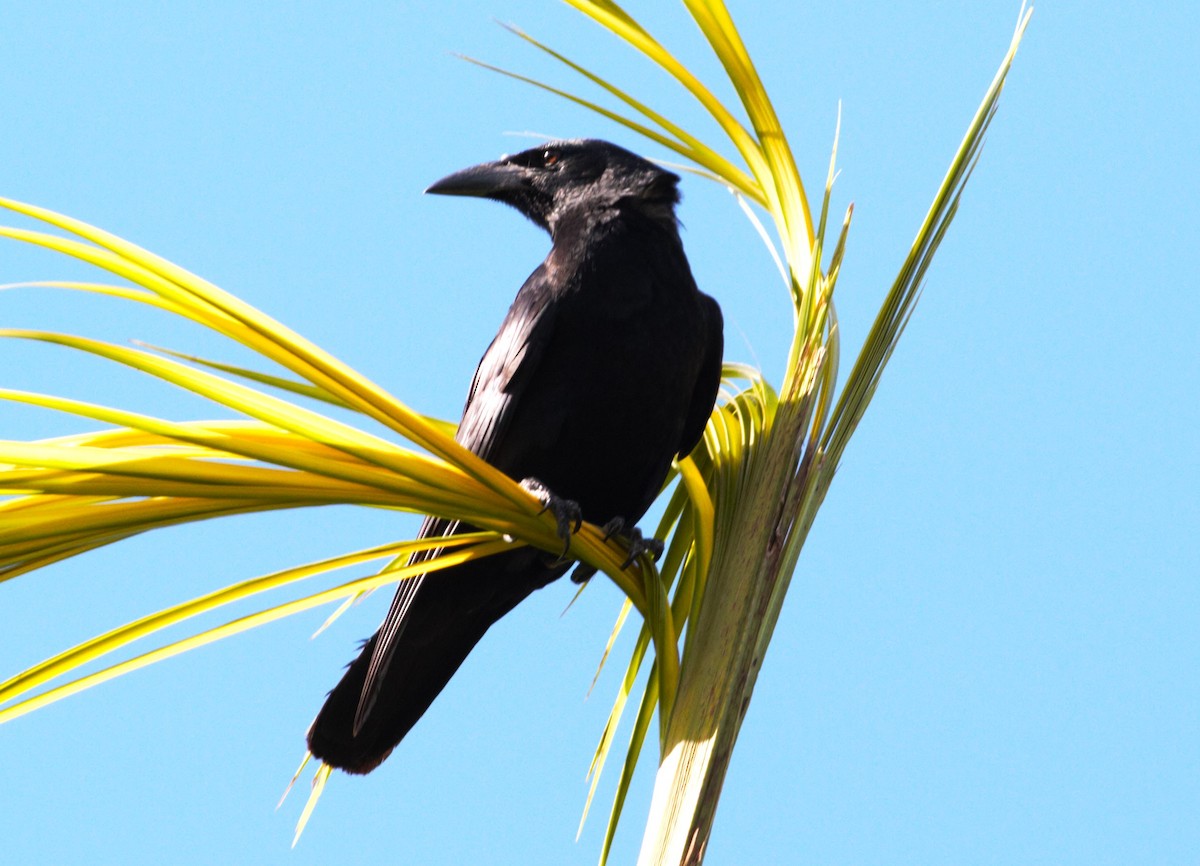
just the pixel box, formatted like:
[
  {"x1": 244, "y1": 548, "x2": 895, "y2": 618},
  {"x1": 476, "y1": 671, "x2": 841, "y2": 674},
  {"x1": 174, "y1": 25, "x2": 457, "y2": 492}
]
[{"x1": 306, "y1": 549, "x2": 564, "y2": 774}]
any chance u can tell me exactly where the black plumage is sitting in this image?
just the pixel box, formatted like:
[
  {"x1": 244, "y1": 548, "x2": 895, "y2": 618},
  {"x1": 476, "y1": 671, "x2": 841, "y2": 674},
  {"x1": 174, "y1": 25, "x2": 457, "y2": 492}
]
[{"x1": 307, "y1": 139, "x2": 723, "y2": 774}]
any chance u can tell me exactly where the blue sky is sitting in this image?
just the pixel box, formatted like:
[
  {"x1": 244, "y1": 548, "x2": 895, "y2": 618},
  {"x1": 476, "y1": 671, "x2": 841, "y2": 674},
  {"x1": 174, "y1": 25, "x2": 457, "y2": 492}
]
[{"x1": 2, "y1": 2, "x2": 1197, "y2": 864}]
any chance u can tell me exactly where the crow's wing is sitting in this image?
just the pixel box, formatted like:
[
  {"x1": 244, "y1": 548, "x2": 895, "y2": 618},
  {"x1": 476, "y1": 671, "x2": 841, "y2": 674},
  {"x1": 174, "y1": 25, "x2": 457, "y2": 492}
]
[
  {"x1": 351, "y1": 264, "x2": 561, "y2": 734},
  {"x1": 677, "y1": 293, "x2": 724, "y2": 458}
]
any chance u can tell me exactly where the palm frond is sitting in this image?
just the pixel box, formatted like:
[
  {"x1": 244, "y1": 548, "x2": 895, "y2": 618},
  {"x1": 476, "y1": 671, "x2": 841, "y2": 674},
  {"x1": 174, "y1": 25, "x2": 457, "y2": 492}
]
[
  {"x1": 477, "y1": 3, "x2": 1031, "y2": 862},
  {"x1": 0, "y1": 2, "x2": 1031, "y2": 862},
  {"x1": 0, "y1": 198, "x2": 663, "y2": 735}
]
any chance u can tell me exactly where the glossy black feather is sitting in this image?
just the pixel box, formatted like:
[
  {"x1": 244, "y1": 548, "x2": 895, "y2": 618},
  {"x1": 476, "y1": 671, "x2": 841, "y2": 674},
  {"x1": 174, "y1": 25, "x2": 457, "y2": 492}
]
[{"x1": 306, "y1": 139, "x2": 723, "y2": 773}]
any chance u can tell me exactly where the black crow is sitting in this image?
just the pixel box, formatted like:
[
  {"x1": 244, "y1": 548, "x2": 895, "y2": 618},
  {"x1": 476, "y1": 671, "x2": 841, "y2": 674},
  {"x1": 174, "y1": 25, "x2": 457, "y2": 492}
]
[{"x1": 307, "y1": 139, "x2": 723, "y2": 773}]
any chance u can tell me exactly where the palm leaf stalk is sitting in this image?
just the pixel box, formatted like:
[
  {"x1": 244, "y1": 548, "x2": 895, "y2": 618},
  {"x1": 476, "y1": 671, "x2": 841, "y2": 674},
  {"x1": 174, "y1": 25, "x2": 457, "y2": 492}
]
[
  {"x1": 481, "y1": 2, "x2": 1032, "y2": 864},
  {"x1": 0, "y1": 2, "x2": 1031, "y2": 863}
]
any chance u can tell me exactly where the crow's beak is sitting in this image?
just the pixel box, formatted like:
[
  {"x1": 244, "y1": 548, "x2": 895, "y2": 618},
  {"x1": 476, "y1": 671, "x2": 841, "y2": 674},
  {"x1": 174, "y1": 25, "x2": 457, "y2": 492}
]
[{"x1": 425, "y1": 159, "x2": 530, "y2": 198}]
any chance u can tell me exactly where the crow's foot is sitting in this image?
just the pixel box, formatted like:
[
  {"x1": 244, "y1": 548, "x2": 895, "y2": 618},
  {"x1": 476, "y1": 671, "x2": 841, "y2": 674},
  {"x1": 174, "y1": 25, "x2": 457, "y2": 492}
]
[
  {"x1": 520, "y1": 477, "x2": 582, "y2": 562},
  {"x1": 601, "y1": 517, "x2": 665, "y2": 570}
]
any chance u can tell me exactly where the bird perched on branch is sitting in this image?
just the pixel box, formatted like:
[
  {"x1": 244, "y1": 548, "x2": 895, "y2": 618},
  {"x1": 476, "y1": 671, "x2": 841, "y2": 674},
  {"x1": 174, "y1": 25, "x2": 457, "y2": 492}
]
[{"x1": 307, "y1": 139, "x2": 723, "y2": 774}]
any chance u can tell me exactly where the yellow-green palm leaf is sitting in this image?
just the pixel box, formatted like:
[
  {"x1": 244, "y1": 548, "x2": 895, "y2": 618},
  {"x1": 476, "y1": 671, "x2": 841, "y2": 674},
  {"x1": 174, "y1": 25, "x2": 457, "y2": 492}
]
[{"x1": 0, "y1": 3, "x2": 1031, "y2": 864}]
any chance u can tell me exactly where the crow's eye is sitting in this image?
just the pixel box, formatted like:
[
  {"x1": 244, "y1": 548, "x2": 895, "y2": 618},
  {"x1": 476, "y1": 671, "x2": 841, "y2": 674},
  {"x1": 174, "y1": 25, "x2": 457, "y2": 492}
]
[{"x1": 507, "y1": 149, "x2": 561, "y2": 170}]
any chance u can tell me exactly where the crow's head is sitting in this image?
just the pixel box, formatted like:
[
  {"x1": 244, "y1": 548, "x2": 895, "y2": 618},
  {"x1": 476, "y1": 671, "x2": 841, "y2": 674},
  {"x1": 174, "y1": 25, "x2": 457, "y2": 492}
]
[{"x1": 425, "y1": 139, "x2": 680, "y2": 233}]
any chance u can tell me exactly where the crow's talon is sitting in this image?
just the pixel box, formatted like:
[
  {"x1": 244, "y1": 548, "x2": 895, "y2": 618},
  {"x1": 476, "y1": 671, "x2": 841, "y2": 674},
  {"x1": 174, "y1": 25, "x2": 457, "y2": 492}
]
[
  {"x1": 619, "y1": 530, "x2": 664, "y2": 569},
  {"x1": 520, "y1": 477, "x2": 582, "y2": 562},
  {"x1": 600, "y1": 517, "x2": 664, "y2": 569},
  {"x1": 601, "y1": 516, "x2": 627, "y2": 543}
]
